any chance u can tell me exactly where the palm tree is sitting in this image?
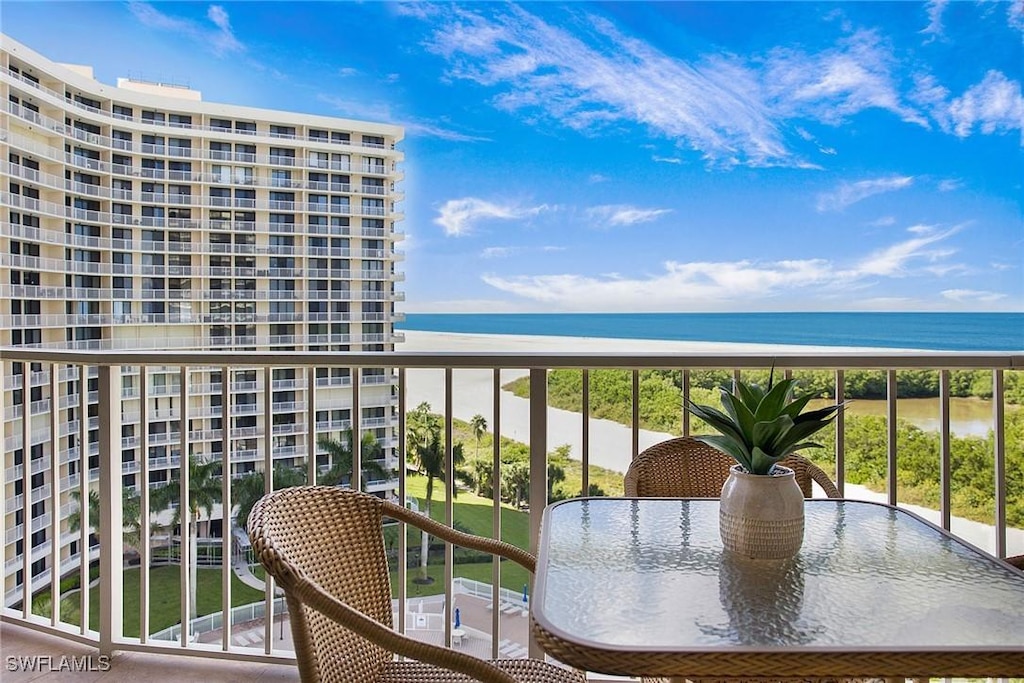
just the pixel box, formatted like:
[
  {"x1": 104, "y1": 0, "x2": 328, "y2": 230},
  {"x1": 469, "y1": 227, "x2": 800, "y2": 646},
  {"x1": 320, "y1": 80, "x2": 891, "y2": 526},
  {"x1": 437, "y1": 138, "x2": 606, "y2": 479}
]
[
  {"x1": 150, "y1": 454, "x2": 222, "y2": 617},
  {"x1": 470, "y1": 414, "x2": 487, "y2": 458},
  {"x1": 317, "y1": 430, "x2": 392, "y2": 488},
  {"x1": 68, "y1": 487, "x2": 145, "y2": 551},
  {"x1": 406, "y1": 402, "x2": 468, "y2": 582},
  {"x1": 232, "y1": 464, "x2": 307, "y2": 531}
]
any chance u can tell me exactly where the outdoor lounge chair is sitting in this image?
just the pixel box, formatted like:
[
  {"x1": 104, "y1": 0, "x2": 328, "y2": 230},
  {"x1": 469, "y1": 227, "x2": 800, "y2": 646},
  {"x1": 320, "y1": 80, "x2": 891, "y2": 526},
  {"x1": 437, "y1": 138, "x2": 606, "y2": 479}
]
[
  {"x1": 247, "y1": 485, "x2": 586, "y2": 683},
  {"x1": 624, "y1": 436, "x2": 841, "y2": 499}
]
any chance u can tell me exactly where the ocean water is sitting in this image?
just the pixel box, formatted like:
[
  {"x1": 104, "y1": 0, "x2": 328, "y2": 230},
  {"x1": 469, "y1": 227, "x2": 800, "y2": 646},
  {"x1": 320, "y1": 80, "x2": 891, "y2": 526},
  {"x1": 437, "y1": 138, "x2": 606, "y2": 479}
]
[{"x1": 399, "y1": 312, "x2": 1024, "y2": 352}]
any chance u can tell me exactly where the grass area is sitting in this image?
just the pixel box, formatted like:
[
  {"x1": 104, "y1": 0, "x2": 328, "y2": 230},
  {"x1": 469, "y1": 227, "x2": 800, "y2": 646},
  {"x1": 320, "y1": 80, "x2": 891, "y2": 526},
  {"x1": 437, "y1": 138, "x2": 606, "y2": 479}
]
[
  {"x1": 395, "y1": 475, "x2": 532, "y2": 593},
  {"x1": 37, "y1": 566, "x2": 265, "y2": 637}
]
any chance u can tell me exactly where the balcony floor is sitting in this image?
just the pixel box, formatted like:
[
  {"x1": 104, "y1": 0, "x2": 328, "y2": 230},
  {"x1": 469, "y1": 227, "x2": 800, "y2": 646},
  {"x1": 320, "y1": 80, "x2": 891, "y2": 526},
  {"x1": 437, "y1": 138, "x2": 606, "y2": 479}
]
[{"x1": 1, "y1": 622, "x2": 297, "y2": 682}]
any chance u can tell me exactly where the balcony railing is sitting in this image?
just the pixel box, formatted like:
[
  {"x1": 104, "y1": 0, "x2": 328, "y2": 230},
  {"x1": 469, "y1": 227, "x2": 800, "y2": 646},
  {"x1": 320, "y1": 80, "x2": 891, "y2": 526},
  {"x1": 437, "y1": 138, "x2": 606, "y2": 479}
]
[{"x1": 1, "y1": 347, "x2": 1021, "y2": 671}]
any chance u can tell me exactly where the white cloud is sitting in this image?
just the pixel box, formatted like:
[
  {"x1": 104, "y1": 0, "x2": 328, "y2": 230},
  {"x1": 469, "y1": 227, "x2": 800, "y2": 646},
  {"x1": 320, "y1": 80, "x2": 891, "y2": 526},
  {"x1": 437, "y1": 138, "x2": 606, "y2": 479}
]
[
  {"x1": 402, "y1": 120, "x2": 491, "y2": 142},
  {"x1": 816, "y1": 176, "x2": 914, "y2": 212},
  {"x1": 481, "y1": 245, "x2": 565, "y2": 258},
  {"x1": 921, "y1": 0, "x2": 949, "y2": 41},
  {"x1": 937, "y1": 178, "x2": 963, "y2": 192},
  {"x1": 434, "y1": 198, "x2": 550, "y2": 236},
  {"x1": 338, "y1": 67, "x2": 359, "y2": 77},
  {"x1": 941, "y1": 289, "x2": 1007, "y2": 303},
  {"x1": 129, "y1": 2, "x2": 244, "y2": 56},
  {"x1": 653, "y1": 156, "x2": 682, "y2": 164},
  {"x1": 588, "y1": 174, "x2": 609, "y2": 183},
  {"x1": 947, "y1": 70, "x2": 1023, "y2": 138},
  {"x1": 586, "y1": 205, "x2": 672, "y2": 227},
  {"x1": 1010, "y1": 0, "x2": 1024, "y2": 32},
  {"x1": 851, "y1": 225, "x2": 962, "y2": 277},
  {"x1": 480, "y1": 246, "x2": 521, "y2": 259},
  {"x1": 480, "y1": 224, "x2": 968, "y2": 310},
  {"x1": 763, "y1": 29, "x2": 927, "y2": 127},
  {"x1": 868, "y1": 216, "x2": 897, "y2": 227},
  {"x1": 420, "y1": 5, "x2": 793, "y2": 166}
]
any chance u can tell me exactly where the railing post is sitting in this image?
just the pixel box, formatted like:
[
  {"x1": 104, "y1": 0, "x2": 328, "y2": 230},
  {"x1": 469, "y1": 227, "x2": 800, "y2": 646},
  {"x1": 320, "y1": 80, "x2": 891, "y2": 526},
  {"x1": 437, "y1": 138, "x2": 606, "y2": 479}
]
[
  {"x1": 98, "y1": 364, "x2": 123, "y2": 655},
  {"x1": 528, "y1": 369, "x2": 547, "y2": 660}
]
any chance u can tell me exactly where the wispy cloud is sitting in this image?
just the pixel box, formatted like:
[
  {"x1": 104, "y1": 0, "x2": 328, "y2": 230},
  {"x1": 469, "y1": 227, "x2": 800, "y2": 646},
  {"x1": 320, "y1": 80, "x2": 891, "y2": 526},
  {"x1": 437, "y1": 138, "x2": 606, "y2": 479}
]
[
  {"x1": 763, "y1": 29, "x2": 927, "y2": 127},
  {"x1": 481, "y1": 224, "x2": 968, "y2": 310},
  {"x1": 586, "y1": 204, "x2": 672, "y2": 227},
  {"x1": 402, "y1": 120, "x2": 491, "y2": 142},
  {"x1": 653, "y1": 156, "x2": 682, "y2": 165},
  {"x1": 921, "y1": 0, "x2": 949, "y2": 42},
  {"x1": 481, "y1": 245, "x2": 564, "y2": 259},
  {"x1": 129, "y1": 2, "x2": 244, "y2": 56},
  {"x1": 946, "y1": 70, "x2": 1023, "y2": 138},
  {"x1": 419, "y1": 5, "x2": 792, "y2": 167},
  {"x1": 588, "y1": 174, "x2": 609, "y2": 183},
  {"x1": 816, "y1": 175, "x2": 914, "y2": 212},
  {"x1": 937, "y1": 178, "x2": 963, "y2": 192},
  {"x1": 318, "y1": 94, "x2": 488, "y2": 140},
  {"x1": 434, "y1": 198, "x2": 550, "y2": 236},
  {"x1": 1010, "y1": 0, "x2": 1024, "y2": 32},
  {"x1": 868, "y1": 215, "x2": 897, "y2": 227},
  {"x1": 850, "y1": 224, "x2": 962, "y2": 277},
  {"x1": 941, "y1": 288, "x2": 1007, "y2": 303}
]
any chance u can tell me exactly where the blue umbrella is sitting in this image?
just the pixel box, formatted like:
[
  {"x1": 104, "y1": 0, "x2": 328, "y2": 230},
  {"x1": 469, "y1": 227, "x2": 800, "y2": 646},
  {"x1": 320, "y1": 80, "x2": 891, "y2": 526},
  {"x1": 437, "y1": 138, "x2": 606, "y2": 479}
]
[{"x1": 453, "y1": 607, "x2": 461, "y2": 629}]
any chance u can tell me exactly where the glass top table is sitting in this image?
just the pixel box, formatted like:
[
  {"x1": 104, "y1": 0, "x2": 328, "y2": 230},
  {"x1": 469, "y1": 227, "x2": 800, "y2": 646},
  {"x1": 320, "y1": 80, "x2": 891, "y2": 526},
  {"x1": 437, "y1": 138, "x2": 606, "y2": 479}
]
[{"x1": 531, "y1": 498, "x2": 1024, "y2": 679}]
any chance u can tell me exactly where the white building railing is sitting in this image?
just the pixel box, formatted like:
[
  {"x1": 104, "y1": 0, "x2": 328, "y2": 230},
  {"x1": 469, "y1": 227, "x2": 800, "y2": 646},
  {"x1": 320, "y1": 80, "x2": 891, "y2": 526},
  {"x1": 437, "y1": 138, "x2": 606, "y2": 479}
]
[{"x1": 1, "y1": 347, "x2": 1021, "y2": 667}]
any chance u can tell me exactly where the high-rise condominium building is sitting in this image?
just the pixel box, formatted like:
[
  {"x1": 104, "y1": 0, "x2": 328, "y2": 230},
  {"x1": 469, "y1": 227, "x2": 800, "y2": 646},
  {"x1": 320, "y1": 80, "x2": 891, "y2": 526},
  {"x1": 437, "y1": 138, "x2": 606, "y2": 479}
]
[{"x1": 0, "y1": 35, "x2": 405, "y2": 606}]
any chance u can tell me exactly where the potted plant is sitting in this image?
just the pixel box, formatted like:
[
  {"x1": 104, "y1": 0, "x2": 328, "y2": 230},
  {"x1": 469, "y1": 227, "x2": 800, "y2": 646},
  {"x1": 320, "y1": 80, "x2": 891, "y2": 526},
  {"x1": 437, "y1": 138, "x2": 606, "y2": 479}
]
[{"x1": 685, "y1": 370, "x2": 843, "y2": 559}]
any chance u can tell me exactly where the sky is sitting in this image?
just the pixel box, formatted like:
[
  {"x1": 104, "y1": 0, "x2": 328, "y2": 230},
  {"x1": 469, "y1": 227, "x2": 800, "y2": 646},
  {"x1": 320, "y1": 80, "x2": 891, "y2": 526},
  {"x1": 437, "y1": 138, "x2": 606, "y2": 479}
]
[{"x1": 3, "y1": 1, "x2": 1022, "y2": 313}]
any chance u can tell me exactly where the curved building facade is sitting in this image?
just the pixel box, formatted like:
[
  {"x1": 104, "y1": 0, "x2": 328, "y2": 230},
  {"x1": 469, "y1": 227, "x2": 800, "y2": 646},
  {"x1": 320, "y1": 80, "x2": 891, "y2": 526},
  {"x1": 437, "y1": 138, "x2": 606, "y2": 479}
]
[{"x1": 1, "y1": 35, "x2": 405, "y2": 605}]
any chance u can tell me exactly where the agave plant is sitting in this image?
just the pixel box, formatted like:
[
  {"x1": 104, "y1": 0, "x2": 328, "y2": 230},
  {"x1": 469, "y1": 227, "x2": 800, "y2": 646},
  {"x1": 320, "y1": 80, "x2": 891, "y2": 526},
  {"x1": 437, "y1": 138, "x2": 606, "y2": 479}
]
[{"x1": 685, "y1": 371, "x2": 843, "y2": 475}]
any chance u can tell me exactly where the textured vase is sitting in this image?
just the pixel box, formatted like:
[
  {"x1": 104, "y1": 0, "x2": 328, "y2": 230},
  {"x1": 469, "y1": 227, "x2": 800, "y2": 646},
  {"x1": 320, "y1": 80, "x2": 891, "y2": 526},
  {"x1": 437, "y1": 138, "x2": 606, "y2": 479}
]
[{"x1": 719, "y1": 464, "x2": 805, "y2": 560}]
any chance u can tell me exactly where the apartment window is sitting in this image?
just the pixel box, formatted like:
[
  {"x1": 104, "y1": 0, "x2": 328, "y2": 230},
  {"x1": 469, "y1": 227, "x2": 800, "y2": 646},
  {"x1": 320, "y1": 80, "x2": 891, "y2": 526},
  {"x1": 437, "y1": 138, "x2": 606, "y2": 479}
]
[
  {"x1": 235, "y1": 144, "x2": 255, "y2": 162},
  {"x1": 168, "y1": 113, "x2": 192, "y2": 127},
  {"x1": 362, "y1": 134, "x2": 385, "y2": 148},
  {"x1": 331, "y1": 131, "x2": 350, "y2": 143},
  {"x1": 210, "y1": 141, "x2": 231, "y2": 160},
  {"x1": 210, "y1": 118, "x2": 231, "y2": 131},
  {"x1": 270, "y1": 125, "x2": 296, "y2": 137},
  {"x1": 235, "y1": 121, "x2": 257, "y2": 134},
  {"x1": 113, "y1": 104, "x2": 133, "y2": 118},
  {"x1": 141, "y1": 110, "x2": 165, "y2": 123}
]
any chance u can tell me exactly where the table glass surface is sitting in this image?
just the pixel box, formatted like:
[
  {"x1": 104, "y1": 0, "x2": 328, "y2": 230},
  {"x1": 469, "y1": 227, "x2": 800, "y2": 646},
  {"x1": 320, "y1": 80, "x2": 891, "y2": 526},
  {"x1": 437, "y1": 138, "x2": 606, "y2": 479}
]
[{"x1": 535, "y1": 499, "x2": 1024, "y2": 650}]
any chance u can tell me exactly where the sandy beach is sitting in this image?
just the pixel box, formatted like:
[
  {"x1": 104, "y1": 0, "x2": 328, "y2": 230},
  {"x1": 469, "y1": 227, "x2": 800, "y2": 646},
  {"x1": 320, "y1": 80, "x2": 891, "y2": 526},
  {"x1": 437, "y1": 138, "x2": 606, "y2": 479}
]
[{"x1": 397, "y1": 330, "x2": 1024, "y2": 557}]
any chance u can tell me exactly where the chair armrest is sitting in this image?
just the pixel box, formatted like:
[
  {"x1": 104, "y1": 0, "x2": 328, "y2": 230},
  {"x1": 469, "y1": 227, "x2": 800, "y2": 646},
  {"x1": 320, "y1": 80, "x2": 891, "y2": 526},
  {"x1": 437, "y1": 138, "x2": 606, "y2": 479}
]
[
  {"x1": 383, "y1": 499, "x2": 536, "y2": 573},
  {"x1": 806, "y1": 462, "x2": 841, "y2": 498},
  {"x1": 284, "y1": 566, "x2": 520, "y2": 683}
]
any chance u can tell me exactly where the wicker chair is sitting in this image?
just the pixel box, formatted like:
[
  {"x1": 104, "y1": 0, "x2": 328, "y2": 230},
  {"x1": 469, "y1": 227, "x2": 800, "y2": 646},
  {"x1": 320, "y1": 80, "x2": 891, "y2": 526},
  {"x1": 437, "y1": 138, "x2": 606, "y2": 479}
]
[
  {"x1": 624, "y1": 437, "x2": 841, "y2": 499},
  {"x1": 248, "y1": 486, "x2": 585, "y2": 683},
  {"x1": 625, "y1": 438, "x2": 848, "y2": 683},
  {"x1": 1005, "y1": 554, "x2": 1024, "y2": 570}
]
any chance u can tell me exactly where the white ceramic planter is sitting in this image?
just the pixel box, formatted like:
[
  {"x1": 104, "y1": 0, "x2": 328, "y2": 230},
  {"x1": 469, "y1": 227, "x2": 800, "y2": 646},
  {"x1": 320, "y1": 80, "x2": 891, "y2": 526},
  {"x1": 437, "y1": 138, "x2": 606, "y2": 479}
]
[{"x1": 719, "y1": 464, "x2": 805, "y2": 560}]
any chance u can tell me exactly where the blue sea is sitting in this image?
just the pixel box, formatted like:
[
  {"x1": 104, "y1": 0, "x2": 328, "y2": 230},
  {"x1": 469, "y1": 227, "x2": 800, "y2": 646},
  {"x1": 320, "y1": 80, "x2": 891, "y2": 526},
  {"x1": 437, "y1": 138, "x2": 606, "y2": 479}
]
[{"x1": 398, "y1": 312, "x2": 1024, "y2": 352}]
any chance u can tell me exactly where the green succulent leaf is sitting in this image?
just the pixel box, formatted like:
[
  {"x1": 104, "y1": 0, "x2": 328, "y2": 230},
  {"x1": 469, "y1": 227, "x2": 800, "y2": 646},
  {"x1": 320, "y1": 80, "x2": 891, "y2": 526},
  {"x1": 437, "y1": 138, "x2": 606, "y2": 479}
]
[
  {"x1": 749, "y1": 446, "x2": 780, "y2": 475},
  {"x1": 754, "y1": 378, "x2": 797, "y2": 422},
  {"x1": 720, "y1": 390, "x2": 756, "y2": 441},
  {"x1": 752, "y1": 414, "x2": 795, "y2": 452},
  {"x1": 735, "y1": 381, "x2": 764, "y2": 412},
  {"x1": 793, "y1": 403, "x2": 845, "y2": 424},
  {"x1": 779, "y1": 393, "x2": 815, "y2": 419},
  {"x1": 685, "y1": 401, "x2": 748, "y2": 444},
  {"x1": 693, "y1": 434, "x2": 754, "y2": 473}
]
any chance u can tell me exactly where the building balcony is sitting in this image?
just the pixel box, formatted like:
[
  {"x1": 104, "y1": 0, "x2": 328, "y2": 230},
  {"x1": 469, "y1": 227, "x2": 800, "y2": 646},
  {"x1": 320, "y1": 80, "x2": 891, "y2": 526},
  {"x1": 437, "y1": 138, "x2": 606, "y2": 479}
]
[{"x1": 2, "y1": 347, "x2": 1022, "y2": 681}]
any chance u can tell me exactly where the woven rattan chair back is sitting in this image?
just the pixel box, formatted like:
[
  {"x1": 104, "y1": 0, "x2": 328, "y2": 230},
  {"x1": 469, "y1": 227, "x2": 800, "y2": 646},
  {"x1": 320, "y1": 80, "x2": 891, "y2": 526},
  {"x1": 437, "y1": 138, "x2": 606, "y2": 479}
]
[
  {"x1": 624, "y1": 437, "x2": 841, "y2": 499},
  {"x1": 248, "y1": 486, "x2": 394, "y2": 683}
]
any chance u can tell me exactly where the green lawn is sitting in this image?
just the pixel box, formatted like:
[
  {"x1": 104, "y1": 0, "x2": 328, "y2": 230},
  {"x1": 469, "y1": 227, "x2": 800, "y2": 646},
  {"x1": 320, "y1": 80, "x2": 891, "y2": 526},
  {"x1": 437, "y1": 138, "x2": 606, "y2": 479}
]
[
  {"x1": 38, "y1": 566, "x2": 266, "y2": 637},
  {"x1": 394, "y1": 475, "x2": 532, "y2": 593}
]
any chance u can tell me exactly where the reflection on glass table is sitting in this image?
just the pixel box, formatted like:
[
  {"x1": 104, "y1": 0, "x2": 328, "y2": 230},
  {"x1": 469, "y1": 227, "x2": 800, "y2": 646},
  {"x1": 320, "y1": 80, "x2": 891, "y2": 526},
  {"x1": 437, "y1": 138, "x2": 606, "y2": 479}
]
[{"x1": 531, "y1": 498, "x2": 1024, "y2": 679}]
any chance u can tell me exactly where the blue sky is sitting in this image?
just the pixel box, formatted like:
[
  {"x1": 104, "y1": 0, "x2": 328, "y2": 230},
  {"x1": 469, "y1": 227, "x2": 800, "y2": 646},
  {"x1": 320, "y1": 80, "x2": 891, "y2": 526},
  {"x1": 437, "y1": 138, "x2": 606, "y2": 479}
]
[{"x1": 4, "y1": 1, "x2": 1022, "y2": 312}]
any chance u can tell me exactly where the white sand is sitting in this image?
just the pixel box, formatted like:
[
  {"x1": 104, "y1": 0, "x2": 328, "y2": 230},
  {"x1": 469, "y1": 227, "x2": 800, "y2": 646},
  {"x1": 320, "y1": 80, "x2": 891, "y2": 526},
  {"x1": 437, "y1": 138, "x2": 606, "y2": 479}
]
[{"x1": 397, "y1": 330, "x2": 1024, "y2": 557}]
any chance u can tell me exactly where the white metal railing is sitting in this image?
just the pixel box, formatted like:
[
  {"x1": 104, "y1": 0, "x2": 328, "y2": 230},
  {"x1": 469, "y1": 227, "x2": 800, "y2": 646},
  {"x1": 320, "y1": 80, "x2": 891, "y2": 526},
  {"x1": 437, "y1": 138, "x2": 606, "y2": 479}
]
[{"x1": 1, "y1": 347, "x2": 1021, "y2": 669}]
